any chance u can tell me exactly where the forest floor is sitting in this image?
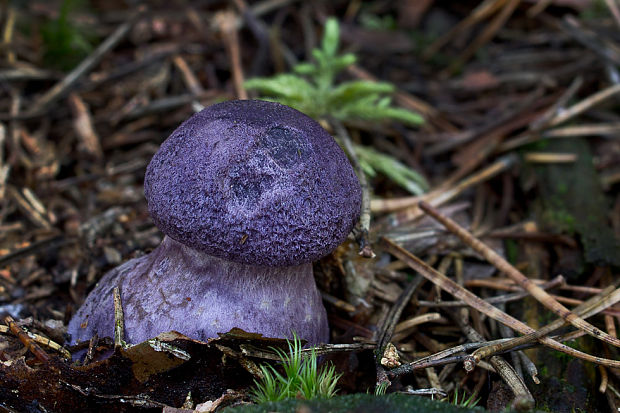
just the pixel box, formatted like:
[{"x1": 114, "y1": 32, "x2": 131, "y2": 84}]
[{"x1": 1, "y1": 1, "x2": 620, "y2": 412}]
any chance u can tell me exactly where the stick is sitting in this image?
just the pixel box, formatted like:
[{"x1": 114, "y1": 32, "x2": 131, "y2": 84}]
[
  {"x1": 381, "y1": 237, "x2": 620, "y2": 369},
  {"x1": 216, "y1": 10, "x2": 248, "y2": 100},
  {"x1": 113, "y1": 287, "x2": 126, "y2": 348},
  {"x1": 418, "y1": 201, "x2": 620, "y2": 348},
  {"x1": 332, "y1": 119, "x2": 374, "y2": 258},
  {"x1": 4, "y1": 316, "x2": 50, "y2": 363}
]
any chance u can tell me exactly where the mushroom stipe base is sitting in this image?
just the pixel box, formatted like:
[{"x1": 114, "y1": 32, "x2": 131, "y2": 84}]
[{"x1": 67, "y1": 236, "x2": 329, "y2": 346}]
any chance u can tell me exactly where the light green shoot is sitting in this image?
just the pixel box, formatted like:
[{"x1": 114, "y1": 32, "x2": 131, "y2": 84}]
[
  {"x1": 355, "y1": 144, "x2": 429, "y2": 194},
  {"x1": 244, "y1": 17, "x2": 428, "y2": 195},
  {"x1": 450, "y1": 388, "x2": 481, "y2": 408},
  {"x1": 251, "y1": 333, "x2": 341, "y2": 403},
  {"x1": 245, "y1": 18, "x2": 423, "y2": 126},
  {"x1": 41, "y1": 0, "x2": 94, "y2": 70},
  {"x1": 374, "y1": 381, "x2": 389, "y2": 395}
]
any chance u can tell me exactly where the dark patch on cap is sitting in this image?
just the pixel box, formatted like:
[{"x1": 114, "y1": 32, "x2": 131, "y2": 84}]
[{"x1": 144, "y1": 100, "x2": 361, "y2": 267}]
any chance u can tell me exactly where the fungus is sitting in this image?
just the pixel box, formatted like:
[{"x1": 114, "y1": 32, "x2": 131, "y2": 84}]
[{"x1": 67, "y1": 100, "x2": 362, "y2": 346}]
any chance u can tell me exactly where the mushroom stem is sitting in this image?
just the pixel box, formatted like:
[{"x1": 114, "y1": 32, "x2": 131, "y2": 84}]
[{"x1": 68, "y1": 236, "x2": 329, "y2": 346}]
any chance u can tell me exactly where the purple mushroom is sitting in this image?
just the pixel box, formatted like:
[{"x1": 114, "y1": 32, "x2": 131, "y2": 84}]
[{"x1": 67, "y1": 100, "x2": 362, "y2": 346}]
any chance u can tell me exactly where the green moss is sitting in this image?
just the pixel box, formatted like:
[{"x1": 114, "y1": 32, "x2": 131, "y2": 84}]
[
  {"x1": 541, "y1": 208, "x2": 576, "y2": 234},
  {"x1": 529, "y1": 138, "x2": 620, "y2": 267},
  {"x1": 539, "y1": 403, "x2": 552, "y2": 412},
  {"x1": 225, "y1": 393, "x2": 486, "y2": 413},
  {"x1": 555, "y1": 182, "x2": 568, "y2": 195},
  {"x1": 539, "y1": 365, "x2": 548, "y2": 377}
]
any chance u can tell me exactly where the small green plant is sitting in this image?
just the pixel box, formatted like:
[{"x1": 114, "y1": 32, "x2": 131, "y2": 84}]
[
  {"x1": 359, "y1": 13, "x2": 397, "y2": 30},
  {"x1": 41, "y1": 0, "x2": 95, "y2": 70},
  {"x1": 251, "y1": 333, "x2": 341, "y2": 403},
  {"x1": 245, "y1": 18, "x2": 422, "y2": 126},
  {"x1": 449, "y1": 388, "x2": 480, "y2": 408},
  {"x1": 245, "y1": 17, "x2": 428, "y2": 195},
  {"x1": 374, "y1": 381, "x2": 389, "y2": 395},
  {"x1": 355, "y1": 144, "x2": 428, "y2": 195}
]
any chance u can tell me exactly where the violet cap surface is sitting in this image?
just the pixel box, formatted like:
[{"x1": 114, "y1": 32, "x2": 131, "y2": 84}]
[{"x1": 144, "y1": 100, "x2": 362, "y2": 267}]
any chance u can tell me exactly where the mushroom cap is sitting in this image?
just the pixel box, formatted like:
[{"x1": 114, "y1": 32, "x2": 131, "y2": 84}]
[{"x1": 144, "y1": 100, "x2": 362, "y2": 267}]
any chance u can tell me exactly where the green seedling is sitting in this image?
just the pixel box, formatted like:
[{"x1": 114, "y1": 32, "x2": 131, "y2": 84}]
[
  {"x1": 245, "y1": 18, "x2": 422, "y2": 126},
  {"x1": 41, "y1": 0, "x2": 95, "y2": 70},
  {"x1": 449, "y1": 388, "x2": 480, "y2": 408},
  {"x1": 251, "y1": 333, "x2": 341, "y2": 403},
  {"x1": 374, "y1": 381, "x2": 389, "y2": 396}
]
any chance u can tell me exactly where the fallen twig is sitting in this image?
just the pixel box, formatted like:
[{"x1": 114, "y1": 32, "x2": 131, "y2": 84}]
[
  {"x1": 449, "y1": 309, "x2": 534, "y2": 406},
  {"x1": 4, "y1": 315, "x2": 50, "y2": 363},
  {"x1": 332, "y1": 119, "x2": 374, "y2": 258},
  {"x1": 0, "y1": 322, "x2": 70, "y2": 360},
  {"x1": 418, "y1": 201, "x2": 620, "y2": 348},
  {"x1": 216, "y1": 10, "x2": 248, "y2": 100},
  {"x1": 472, "y1": 284, "x2": 620, "y2": 362},
  {"x1": 381, "y1": 237, "x2": 620, "y2": 369},
  {"x1": 113, "y1": 287, "x2": 126, "y2": 348}
]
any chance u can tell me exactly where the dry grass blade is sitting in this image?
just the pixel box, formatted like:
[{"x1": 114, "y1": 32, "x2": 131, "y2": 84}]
[
  {"x1": 0, "y1": 123, "x2": 7, "y2": 195},
  {"x1": 605, "y1": 0, "x2": 620, "y2": 27},
  {"x1": 498, "y1": 77, "x2": 583, "y2": 151},
  {"x1": 172, "y1": 55, "x2": 205, "y2": 95},
  {"x1": 530, "y1": 76, "x2": 583, "y2": 131},
  {"x1": 394, "y1": 313, "x2": 443, "y2": 334},
  {"x1": 239, "y1": 343, "x2": 376, "y2": 360},
  {"x1": 449, "y1": 310, "x2": 534, "y2": 404},
  {"x1": 446, "y1": 0, "x2": 522, "y2": 74},
  {"x1": 559, "y1": 15, "x2": 620, "y2": 66},
  {"x1": 547, "y1": 83, "x2": 620, "y2": 128},
  {"x1": 422, "y1": 0, "x2": 507, "y2": 60},
  {"x1": 2, "y1": 5, "x2": 16, "y2": 64},
  {"x1": 418, "y1": 201, "x2": 620, "y2": 348},
  {"x1": 418, "y1": 275, "x2": 565, "y2": 308},
  {"x1": 390, "y1": 329, "x2": 587, "y2": 377},
  {"x1": 7, "y1": 186, "x2": 52, "y2": 229},
  {"x1": 69, "y1": 93, "x2": 103, "y2": 160},
  {"x1": 374, "y1": 275, "x2": 424, "y2": 353},
  {"x1": 523, "y1": 152, "x2": 577, "y2": 163},
  {"x1": 216, "y1": 10, "x2": 248, "y2": 100},
  {"x1": 542, "y1": 122, "x2": 620, "y2": 138},
  {"x1": 527, "y1": 0, "x2": 554, "y2": 17},
  {"x1": 380, "y1": 237, "x2": 620, "y2": 369}
]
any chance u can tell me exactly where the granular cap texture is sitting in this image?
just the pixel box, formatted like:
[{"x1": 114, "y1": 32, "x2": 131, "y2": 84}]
[{"x1": 144, "y1": 100, "x2": 362, "y2": 267}]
